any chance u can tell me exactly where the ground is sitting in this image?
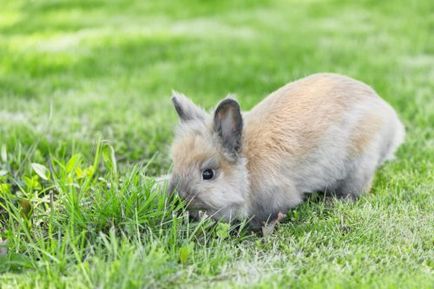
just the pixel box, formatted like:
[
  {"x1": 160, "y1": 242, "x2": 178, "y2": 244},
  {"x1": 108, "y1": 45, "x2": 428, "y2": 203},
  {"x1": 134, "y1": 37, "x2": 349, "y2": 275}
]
[{"x1": 0, "y1": 0, "x2": 433, "y2": 288}]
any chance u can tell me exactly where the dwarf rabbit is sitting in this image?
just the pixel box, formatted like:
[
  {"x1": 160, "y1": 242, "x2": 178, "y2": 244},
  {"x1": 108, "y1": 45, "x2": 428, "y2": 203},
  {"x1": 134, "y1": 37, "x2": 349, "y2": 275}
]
[{"x1": 168, "y1": 73, "x2": 405, "y2": 228}]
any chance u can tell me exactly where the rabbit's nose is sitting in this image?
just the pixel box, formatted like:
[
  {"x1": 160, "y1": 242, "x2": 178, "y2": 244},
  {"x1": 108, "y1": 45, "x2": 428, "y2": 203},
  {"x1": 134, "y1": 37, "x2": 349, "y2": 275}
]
[
  {"x1": 169, "y1": 183, "x2": 187, "y2": 198},
  {"x1": 168, "y1": 178, "x2": 183, "y2": 196}
]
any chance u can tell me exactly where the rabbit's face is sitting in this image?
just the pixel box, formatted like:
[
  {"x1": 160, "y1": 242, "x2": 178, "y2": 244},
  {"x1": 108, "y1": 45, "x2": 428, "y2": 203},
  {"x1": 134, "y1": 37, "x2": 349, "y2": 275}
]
[{"x1": 169, "y1": 93, "x2": 249, "y2": 221}]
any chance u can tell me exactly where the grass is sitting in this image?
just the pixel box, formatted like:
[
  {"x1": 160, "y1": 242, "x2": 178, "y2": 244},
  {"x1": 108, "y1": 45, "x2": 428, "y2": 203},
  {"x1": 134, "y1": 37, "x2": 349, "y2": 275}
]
[{"x1": 0, "y1": 0, "x2": 433, "y2": 288}]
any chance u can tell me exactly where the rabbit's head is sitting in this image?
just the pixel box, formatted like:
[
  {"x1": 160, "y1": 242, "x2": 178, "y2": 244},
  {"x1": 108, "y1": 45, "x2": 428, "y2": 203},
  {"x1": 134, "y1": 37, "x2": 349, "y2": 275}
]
[{"x1": 169, "y1": 92, "x2": 249, "y2": 221}]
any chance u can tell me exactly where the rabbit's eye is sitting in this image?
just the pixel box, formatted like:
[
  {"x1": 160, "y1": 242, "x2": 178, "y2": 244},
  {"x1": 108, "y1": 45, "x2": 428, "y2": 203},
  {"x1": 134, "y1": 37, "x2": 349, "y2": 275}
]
[{"x1": 202, "y1": 169, "x2": 215, "y2": 180}]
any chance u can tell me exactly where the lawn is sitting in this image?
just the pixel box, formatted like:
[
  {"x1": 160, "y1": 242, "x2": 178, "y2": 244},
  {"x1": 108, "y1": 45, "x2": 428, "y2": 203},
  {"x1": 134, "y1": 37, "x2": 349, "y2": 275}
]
[{"x1": 0, "y1": 0, "x2": 433, "y2": 288}]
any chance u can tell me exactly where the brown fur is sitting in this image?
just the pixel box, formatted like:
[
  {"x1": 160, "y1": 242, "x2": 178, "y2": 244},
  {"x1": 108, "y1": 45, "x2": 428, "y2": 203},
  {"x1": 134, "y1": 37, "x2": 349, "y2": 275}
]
[
  {"x1": 243, "y1": 73, "x2": 376, "y2": 186},
  {"x1": 349, "y1": 113, "x2": 384, "y2": 156}
]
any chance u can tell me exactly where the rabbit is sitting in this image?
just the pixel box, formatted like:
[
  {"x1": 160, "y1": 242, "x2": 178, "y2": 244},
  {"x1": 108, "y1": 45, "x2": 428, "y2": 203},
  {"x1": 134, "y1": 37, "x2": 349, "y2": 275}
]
[{"x1": 168, "y1": 73, "x2": 405, "y2": 228}]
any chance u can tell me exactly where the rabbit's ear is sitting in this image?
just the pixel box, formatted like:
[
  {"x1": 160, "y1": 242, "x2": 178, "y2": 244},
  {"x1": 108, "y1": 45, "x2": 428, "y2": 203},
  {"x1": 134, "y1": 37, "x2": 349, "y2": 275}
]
[
  {"x1": 213, "y1": 98, "x2": 243, "y2": 157},
  {"x1": 171, "y1": 91, "x2": 207, "y2": 121}
]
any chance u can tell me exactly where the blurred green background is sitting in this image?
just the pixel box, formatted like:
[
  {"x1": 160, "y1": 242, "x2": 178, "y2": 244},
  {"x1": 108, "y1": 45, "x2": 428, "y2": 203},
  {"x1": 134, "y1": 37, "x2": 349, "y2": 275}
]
[
  {"x1": 0, "y1": 0, "x2": 433, "y2": 288},
  {"x1": 1, "y1": 0, "x2": 432, "y2": 173}
]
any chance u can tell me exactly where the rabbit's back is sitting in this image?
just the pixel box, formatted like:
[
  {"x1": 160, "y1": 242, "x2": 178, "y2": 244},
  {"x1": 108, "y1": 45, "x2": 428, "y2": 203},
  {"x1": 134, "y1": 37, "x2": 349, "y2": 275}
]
[{"x1": 243, "y1": 73, "x2": 404, "y2": 206}]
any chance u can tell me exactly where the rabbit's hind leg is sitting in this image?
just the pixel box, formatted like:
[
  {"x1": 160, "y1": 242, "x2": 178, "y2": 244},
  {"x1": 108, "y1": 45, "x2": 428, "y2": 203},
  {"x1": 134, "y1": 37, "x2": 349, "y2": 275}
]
[{"x1": 334, "y1": 156, "x2": 378, "y2": 200}]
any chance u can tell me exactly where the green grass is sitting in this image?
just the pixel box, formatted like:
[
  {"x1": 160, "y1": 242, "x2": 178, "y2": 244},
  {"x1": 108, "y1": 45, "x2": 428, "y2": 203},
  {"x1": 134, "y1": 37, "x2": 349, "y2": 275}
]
[{"x1": 0, "y1": 0, "x2": 433, "y2": 288}]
